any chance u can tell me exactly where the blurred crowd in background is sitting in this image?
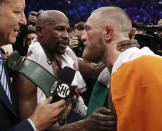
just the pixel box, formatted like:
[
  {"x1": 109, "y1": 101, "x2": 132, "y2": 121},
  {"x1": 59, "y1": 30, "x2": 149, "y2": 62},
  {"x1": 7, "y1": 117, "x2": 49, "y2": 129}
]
[{"x1": 25, "y1": 0, "x2": 162, "y2": 26}]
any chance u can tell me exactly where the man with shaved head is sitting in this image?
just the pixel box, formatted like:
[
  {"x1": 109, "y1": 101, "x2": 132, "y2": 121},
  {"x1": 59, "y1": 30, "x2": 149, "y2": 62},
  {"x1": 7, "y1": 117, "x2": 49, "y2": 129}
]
[
  {"x1": 36, "y1": 10, "x2": 70, "y2": 59},
  {"x1": 0, "y1": 0, "x2": 67, "y2": 130},
  {"x1": 82, "y1": 6, "x2": 162, "y2": 131}
]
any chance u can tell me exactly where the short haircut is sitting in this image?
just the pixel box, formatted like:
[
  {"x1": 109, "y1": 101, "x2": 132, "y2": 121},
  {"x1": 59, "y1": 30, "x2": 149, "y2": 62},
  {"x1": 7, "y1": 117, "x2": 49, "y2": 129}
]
[
  {"x1": 25, "y1": 28, "x2": 36, "y2": 38},
  {"x1": 74, "y1": 22, "x2": 85, "y2": 30},
  {"x1": 68, "y1": 27, "x2": 74, "y2": 33},
  {"x1": 91, "y1": 6, "x2": 132, "y2": 34},
  {"x1": 26, "y1": 29, "x2": 36, "y2": 35}
]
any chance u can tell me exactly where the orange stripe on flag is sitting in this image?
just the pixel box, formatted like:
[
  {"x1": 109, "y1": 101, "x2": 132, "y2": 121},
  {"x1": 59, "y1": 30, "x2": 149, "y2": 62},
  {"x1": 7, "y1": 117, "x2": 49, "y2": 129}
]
[{"x1": 111, "y1": 55, "x2": 162, "y2": 131}]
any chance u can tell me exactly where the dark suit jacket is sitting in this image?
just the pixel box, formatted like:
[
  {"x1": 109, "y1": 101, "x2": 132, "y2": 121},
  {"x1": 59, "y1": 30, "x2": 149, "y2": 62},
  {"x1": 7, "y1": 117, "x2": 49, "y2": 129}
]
[{"x1": 0, "y1": 62, "x2": 34, "y2": 131}]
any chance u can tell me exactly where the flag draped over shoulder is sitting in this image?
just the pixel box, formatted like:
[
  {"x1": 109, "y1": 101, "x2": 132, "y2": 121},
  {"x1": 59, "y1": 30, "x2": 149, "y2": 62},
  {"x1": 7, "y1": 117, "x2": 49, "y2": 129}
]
[
  {"x1": 111, "y1": 47, "x2": 162, "y2": 131},
  {"x1": 86, "y1": 67, "x2": 110, "y2": 117}
]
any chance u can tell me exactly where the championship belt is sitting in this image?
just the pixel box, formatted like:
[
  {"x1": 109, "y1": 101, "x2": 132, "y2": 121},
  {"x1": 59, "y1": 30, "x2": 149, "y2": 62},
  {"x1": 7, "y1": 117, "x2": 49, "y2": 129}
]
[{"x1": 7, "y1": 51, "x2": 76, "y2": 125}]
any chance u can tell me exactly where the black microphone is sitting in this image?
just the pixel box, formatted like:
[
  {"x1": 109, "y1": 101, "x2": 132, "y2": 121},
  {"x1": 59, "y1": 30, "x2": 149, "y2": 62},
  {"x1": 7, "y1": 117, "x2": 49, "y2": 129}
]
[
  {"x1": 50, "y1": 66, "x2": 75, "y2": 102},
  {"x1": 50, "y1": 66, "x2": 76, "y2": 125},
  {"x1": 59, "y1": 66, "x2": 75, "y2": 84}
]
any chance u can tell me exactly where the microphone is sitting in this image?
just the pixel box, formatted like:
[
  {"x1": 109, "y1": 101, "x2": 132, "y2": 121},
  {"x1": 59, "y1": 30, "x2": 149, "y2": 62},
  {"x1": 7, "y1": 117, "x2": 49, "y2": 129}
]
[
  {"x1": 50, "y1": 66, "x2": 76, "y2": 125},
  {"x1": 50, "y1": 66, "x2": 76, "y2": 102}
]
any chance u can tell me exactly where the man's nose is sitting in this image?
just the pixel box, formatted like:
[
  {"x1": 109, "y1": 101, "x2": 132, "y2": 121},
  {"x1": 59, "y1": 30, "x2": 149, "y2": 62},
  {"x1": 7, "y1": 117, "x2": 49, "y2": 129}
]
[
  {"x1": 62, "y1": 31, "x2": 69, "y2": 39},
  {"x1": 19, "y1": 13, "x2": 27, "y2": 26},
  {"x1": 81, "y1": 31, "x2": 87, "y2": 41}
]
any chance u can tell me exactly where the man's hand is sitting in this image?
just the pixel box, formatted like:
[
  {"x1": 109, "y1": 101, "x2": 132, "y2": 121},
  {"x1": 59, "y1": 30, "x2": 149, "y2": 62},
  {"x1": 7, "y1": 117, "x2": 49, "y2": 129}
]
[
  {"x1": 28, "y1": 11, "x2": 38, "y2": 25},
  {"x1": 30, "y1": 97, "x2": 66, "y2": 131},
  {"x1": 69, "y1": 36, "x2": 79, "y2": 49},
  {"x1": 51, "y1": 107, "x2": 116, "y2": 131},
  {"x1": 84, "y1": 107, "x2": 117, "y2": 131}
]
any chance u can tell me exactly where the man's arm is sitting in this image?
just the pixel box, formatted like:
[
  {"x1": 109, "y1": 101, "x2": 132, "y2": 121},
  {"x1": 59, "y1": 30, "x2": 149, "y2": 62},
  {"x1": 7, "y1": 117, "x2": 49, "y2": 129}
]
[
  {"x1": 78, "y1": 59, "x2": 105, "y2": 80},
  {"x1": 13, "y1": 72, "x2": 66, "y2": 130},
  {"x1": 8, "y1": 97, "x2": 65, "y2": 131},
  {"x1": 13, "y1": 72, "x2": 37, "y2": 120},
  {"x1": 9, "y1": 119, "x2": 35, "y2": 131},
  {"x1": 48, "y1": 107, "x2": 117, "y2": 131}
]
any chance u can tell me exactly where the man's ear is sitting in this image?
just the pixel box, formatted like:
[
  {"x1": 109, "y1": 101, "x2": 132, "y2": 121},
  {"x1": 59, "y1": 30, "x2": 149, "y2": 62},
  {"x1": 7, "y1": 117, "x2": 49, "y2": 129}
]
[
  {"x1": 36, "y1": 25, "x2": 42, "y2": 37},
  {"x1": 129, "y1": 28, "x2": 136, "y2": 39},
  {"x1": 104, "y1": 24, "x2": 114, "y2": 42}
]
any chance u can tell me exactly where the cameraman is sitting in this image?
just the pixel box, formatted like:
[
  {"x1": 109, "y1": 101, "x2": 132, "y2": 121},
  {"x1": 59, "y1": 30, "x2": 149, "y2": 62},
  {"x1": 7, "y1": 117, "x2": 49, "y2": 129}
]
[
  {"x1": 69, "y1": 22, "x2": 85, "y2": 57},
  {"x1": 12, "y1": 11, "x2": 40, "y2": 56},
  {"x1": 133, "y1": 21, "x2": 162, "y2": 56}
]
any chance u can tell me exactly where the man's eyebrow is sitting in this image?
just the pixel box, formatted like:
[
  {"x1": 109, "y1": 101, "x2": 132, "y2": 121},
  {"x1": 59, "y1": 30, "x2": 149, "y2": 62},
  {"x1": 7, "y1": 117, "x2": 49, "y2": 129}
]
[
  {"x1": 14, "y1": 4, "x2": 24, "y2": 10},
  {"x1": 44, "y1": 22, "x2": 56, "y2": 26}
]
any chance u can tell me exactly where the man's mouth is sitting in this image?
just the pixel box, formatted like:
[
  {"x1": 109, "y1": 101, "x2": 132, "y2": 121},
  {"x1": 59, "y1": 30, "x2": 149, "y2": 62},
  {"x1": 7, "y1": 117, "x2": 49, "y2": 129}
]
[
  {"x1": 58, "y1": 41, "x2": 68, "y2": 50},
  {"x1": 14, "y1": 29, "x2": 19, "y2": 35},
  {"x1": 59, "y1": 43, "x2": 67, "y2": 49}
]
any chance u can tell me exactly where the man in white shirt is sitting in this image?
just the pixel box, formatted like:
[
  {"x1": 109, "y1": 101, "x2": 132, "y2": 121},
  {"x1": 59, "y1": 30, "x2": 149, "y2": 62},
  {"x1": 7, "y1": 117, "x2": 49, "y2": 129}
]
[{"x1": 14, "y1": 10, "x2": 117, "y2": 131}]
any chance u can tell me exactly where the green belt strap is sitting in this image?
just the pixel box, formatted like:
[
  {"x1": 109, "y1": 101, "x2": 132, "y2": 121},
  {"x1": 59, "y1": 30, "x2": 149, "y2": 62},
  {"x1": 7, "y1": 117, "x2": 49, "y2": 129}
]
[{"x1": 7, "y1": 51, "x2": 56, "y2": 98}]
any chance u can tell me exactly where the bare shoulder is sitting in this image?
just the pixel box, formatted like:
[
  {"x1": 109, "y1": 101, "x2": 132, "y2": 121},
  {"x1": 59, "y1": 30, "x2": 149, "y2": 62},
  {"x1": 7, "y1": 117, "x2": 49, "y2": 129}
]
[
  {"x1": 13, "y1": 72, "x2": 37, "y2": 96},
  {"x1": 13, "y1": 72, "x2": 38, "y2": 120}
]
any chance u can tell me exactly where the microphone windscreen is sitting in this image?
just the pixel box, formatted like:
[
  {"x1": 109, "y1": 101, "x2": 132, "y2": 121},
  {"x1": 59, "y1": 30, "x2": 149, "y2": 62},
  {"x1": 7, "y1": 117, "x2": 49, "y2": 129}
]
[
  {"x1": 59, "y1": 66, "x2": 75, "y2": 84},
  {"x1": 50, "y1": 67, "x2": 76, "y2": 124}
]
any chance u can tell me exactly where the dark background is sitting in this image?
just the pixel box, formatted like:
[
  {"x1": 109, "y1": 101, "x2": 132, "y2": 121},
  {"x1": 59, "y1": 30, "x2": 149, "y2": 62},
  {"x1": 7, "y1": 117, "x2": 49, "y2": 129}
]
[{"x1": 25, "y1": 0, "x2": 162, "y2": 26}]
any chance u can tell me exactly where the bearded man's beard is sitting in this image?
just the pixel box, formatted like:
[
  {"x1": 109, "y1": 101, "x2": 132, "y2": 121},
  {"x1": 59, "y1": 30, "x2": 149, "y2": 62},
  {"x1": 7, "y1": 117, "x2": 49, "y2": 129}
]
[
  {"x1": 83, "y1": 47, "x2": 105, "y2": 63},
  {"x1": 82, "y1": 38, "x2": 105, "y2": 63}
]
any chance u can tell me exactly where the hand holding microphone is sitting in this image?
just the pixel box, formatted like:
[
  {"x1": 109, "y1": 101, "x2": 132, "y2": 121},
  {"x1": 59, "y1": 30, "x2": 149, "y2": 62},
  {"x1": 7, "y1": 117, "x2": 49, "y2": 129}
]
[
  {"x1": 50, "y1": 66, "x2": 76, "y2": 124},
  {"x1": 30, "y1": 97, "x2": 66, "y2": 131}
]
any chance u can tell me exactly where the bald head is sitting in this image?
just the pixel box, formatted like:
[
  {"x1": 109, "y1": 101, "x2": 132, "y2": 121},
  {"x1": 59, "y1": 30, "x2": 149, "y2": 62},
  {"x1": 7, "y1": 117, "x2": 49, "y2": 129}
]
[
  {"x1": 91, "y1": 6, "x2": 132, "y2": 34},
  {"x1": 35, "y1": 10, "x2": 70, "y2": 57},
  {"x1": 36, "y1": 10, "x2": 69, "y2": 27}
]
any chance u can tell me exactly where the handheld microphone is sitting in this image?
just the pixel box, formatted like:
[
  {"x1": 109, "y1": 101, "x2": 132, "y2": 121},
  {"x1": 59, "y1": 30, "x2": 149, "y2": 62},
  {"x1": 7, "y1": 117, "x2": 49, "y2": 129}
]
[
  {"x1": 50, "y1": 66, "x2": 75, "y2": 102},
  {"x1": 50, "y1": 66, "x2": 76, "y2": 125}
]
